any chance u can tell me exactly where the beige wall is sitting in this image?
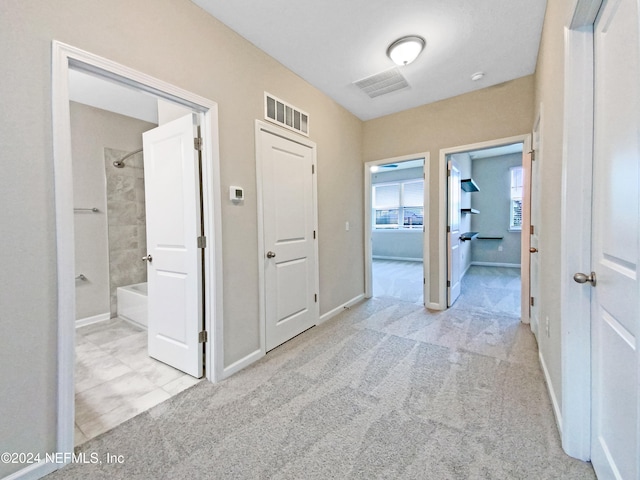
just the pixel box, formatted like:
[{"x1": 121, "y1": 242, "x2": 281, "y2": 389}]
[
  {"x1": 363, "y1": 75, "x2": 535, "y2": 303},
  {"x1": 70, "y1": 102, "x2": 155, "y2": 320},
  {"x1": 0, "y1": 1, "x2": 362, "y2": 476}
]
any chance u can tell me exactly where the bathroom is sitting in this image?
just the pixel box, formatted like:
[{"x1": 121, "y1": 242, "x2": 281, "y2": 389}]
[{"x1": 70, "y1": 70, "x2": 199, "y2": 445}]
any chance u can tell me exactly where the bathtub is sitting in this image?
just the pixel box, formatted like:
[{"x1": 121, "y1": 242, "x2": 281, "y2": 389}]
[{"x1": 117, "y1": 282, "x2": 148, "y2": 328}]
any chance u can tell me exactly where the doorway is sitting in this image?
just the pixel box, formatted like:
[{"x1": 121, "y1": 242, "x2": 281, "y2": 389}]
[
  {"x1": 439, "y1": 135, "x2": 530, "y2": 318},
  {"x1": 364, "y1": 153, "x2": 429, "y2": 305},
  {"x1": 52, "y1": 42, "x2": 223, "y2": 454}
]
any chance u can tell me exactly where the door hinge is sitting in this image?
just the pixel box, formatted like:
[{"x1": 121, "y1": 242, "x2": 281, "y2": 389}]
[
  {"x1": 447, "y1": 280, "x2": 451, "y2": 287},
  {"x1": 530, "y1": 296, "x2": 535, "y2": 307},
  {"x1": 530, "y1": 225, "x2": 535, "y2": 235},
  {"x1": 313, "y1": 230, "x2": 316, "y2": 239},
  {"x1": 198, "y1": 330, "x2": 208, "y2": 343},
  {"x1": 447, "y1": 226, "x2": 451, "y2": 233},
  {"x1": 530, "y1": 150, "x2": 536, "y2": 161},
  {"x1": 197, "y1": 236, "x2": 207, "y2": 248},
  {"x1": 312, "y1": 164, "x2": 315, "y2": 174},
  {"x1": 194, "y1": 137, "x2": 203, "y2": 151},
  {"x1": 423, "y1": 278, "x2": 426, "y2": 285},
  {"x1": 314, "y1": 293, "x2": 318, "y2": 303}
]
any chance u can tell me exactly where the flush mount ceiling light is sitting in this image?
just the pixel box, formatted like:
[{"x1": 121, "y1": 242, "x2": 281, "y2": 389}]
[
  {"x1": 387, "y1": 36, "x2": 426, "y2": 66},
  {"x1": 471, "y1": 71, "x2": 485, "y2": 81}
]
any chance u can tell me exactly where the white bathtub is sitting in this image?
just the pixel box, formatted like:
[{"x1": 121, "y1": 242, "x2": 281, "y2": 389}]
[{"x1": 117, "y1": 282, "x2": 147, "y2": 328}]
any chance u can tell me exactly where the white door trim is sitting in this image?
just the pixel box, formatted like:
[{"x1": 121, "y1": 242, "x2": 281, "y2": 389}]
[
  {"x1": 51, "y1": 41, "x2": 224, "y2": 460},
  {"x1": 363, "y1": 152, "x2": 430, "y2": 305},
  {"x1": 438, "y1": 134, "x2": 531, "y2": 314},
  {"x1": 558, "y1": 0, "x2": 604, "y2": 461},
  {"x1": 559, "y1": 1, "x2": 599, "y2": 460},
  {"x1": 255, "y1": 120, "x2": 319, "y2": 355}
]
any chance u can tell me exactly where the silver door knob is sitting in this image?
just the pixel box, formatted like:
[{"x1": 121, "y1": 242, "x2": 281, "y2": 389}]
[
  {"x1": 142, "y1": 254, "x2": 153, "y2": 262},
  {"x1": 573, "y1": 271, "x2": 596, "y2": 286},
  {"x1": 266, "y1": 251, "x2": 276, "y2": 258},
  {"x1": 530, "y1": 247, "x2": 538, "y2": 253}
]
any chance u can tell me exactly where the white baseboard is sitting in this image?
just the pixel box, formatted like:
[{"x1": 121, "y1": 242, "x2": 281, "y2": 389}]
[
  {"x1": 539, "y1": 350, "x2": 563, "y2": 434},
  {"x1": 222, "y1": 348, "x2": 263, "y2": 379},
  {"x1": 75, "y1": 312, "x2": 111, "y2": 328},
  {"x1": 372, "y1": 255, "x2": 423, "y2": 262},
  {"x1": 4, "y1": 460, "x2": 58, "y2": 480},
  {"x1": 319, "y1": 294, "x2": 366, "y2": 324},
  {"x1": 470, "y1": 261, "x2": 521, "y2": 268}
]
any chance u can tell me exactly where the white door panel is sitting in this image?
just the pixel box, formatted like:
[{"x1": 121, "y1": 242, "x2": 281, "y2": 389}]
[
  {"x1": 530, "y1": 126, "x2": 541, "y2": 335},
  {"x1": 591, "y1": 0, "x2": 639, "y2": 477},
  {"x1": 143, "y1": 114, "x2": 203, "y2": 378},
  {"x1": 447, "y1": 160, "x2": 461, "y2": 306},
  {"x1": 260, "y1": 128, "x2": 318, "y2": 351}
]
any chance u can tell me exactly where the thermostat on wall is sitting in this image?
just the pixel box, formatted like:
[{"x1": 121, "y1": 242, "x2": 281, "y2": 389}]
[{"x1": 230, "y1": 186, "x2": 244, "y2": 202}]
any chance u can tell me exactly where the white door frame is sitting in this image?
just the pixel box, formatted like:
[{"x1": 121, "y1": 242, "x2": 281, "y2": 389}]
[
  {"x1": 559, "y1": 0, "x2": 601, "y2": 461},
  {"x1": 438, "y1": 134, "x2": 531, "y2": 313},
  {"x1": 255, "y1": 120, "x2": 319, "y2": 355},
  {"x1": 364, "y1": 152, "x2": 431, "y2": 305},
  {"x1": 52, "y1": 41, "x2": 224, "y2": 457}
]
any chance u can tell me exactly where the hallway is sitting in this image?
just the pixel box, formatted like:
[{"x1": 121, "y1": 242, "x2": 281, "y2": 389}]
[{"x1": 48, "y1": 268, "x2": 594, "y2": 479}]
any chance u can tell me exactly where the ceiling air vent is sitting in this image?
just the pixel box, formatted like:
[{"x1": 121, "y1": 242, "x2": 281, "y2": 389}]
[
  {"x1": 264, "y1": 92, "x2": 309, "y2": 136},
  {"x1": 354, "y1": 68, "x2": 409, "y2": 98}
]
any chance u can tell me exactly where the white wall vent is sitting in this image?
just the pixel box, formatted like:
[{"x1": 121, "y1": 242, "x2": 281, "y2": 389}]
[
  {"x1": 264, "y1": 92, "x2": 309, "y2": 136},
  {"x1": 353, "y1": 68, "x2": 409, "y2": 98}
]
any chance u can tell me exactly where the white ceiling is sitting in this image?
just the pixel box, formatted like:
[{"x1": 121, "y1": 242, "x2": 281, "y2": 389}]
[
  {"x1": 68, "y1": 69, "x2": 159, "y2": 124},
  {"x1": 192, "y1": 0, "x2": 547, "y2": 120},
  {"x1": 469, "y1": 143, "x2": 523, "y2": 159}
]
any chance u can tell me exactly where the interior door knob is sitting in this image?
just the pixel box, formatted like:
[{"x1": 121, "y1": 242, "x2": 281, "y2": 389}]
[
  {"x1": 266, "y1": 251, "x2": 276, "y2": 258},
  {"x1": 142, "y1": 254, "x2": 153, "y2": 262},
  {"x1": 573, "y1": 271, "x2": 596, "y2": 286},
  {"x1": 530, "y1": 247, "x2": 538, "y2": 253}
]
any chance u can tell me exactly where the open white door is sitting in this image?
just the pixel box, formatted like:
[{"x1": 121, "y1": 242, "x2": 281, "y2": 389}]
[
  {"x1": 258, "y1": 126, "x2": 318, "y2": 352},
  {"x1": 447, "y1": 159, "x2": 462, "y2": 306},
  {"x1": 529, "y1": 122, "x2": 541, "y2": 335},
  {"x1": 143, "y1": 114, "x2": 203, "y2": 378},
  {"x1": 589, "y1": 0, "x2": 639, "y2": 477}
]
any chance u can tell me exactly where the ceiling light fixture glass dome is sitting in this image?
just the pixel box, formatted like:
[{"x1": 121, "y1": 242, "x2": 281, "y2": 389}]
[{"x1": 387, "y1": 36, "x2": 426, "y2": 66}]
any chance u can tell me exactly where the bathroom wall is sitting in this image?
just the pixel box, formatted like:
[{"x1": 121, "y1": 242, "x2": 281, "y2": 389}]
[
  {"x1": 70, "y1": 102, "x2": 156, "y2": 321},
  {"x1": 371, "y1": 165, "x2": 424, "y2": 260},
  {"x1": 104, "y1": 148, "x2": 148, "y2": 316},
  {"x1": 470, "y1": 152, "x2": 522, "y2": 266}
]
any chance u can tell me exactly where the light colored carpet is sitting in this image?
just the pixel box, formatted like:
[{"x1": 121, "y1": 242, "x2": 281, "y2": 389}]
[{"x1": 46, "y1": 267, "x2": 595, "y2": 479}]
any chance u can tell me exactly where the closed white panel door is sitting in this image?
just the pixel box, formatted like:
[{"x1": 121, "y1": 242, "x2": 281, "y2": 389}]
[
  {"x1": 591, "y1": 0, "x2": 639, "y2": 477},
  {"x1": 143, "y1": 114, "x2": 203, "y2": 378},
  {"x1": 448, "y1": 160, "x2": 462, "y2": 306},
  {"x1": 260, "y1": 129, "x2": 318, "y2": 351}
]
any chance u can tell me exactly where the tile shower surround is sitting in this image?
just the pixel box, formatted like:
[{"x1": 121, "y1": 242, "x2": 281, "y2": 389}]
[{"x1": 104, "y1": 148, "x2": 147, "y2": 317}]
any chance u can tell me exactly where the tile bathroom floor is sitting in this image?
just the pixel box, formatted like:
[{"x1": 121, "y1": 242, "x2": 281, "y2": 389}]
[{"x1": 74, "y1": 318, "x2": 201, "y2": 446}]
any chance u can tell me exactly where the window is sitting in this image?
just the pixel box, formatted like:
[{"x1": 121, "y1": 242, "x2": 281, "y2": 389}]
[
  {"x1": 510, "y1": 166, "x2": 523, "y2": 230},
  {"x1": 373, "y1": 179, "x2": 424, "y2": 229}
]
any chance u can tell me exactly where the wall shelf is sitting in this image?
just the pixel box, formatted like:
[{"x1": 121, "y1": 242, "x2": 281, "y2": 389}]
[
  {"x1": 461, "y1": 208, "x2": 479, "y2": 214},
  {"x1": 461, "y1": 178, "x2": 480, "y2": 192},
  {"x1": 460, "y1": 232, "x2": 479, "y2": 241}
]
